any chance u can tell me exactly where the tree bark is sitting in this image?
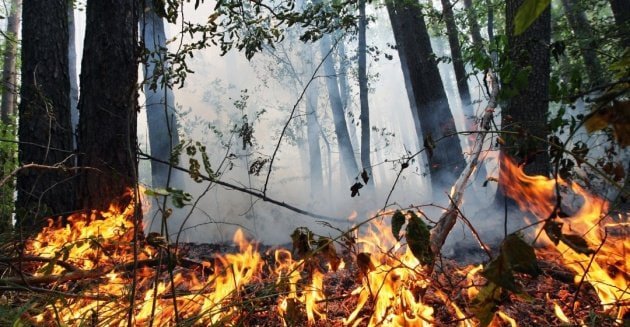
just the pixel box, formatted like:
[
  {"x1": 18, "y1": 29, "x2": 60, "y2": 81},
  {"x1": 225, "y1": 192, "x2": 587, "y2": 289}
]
[
  {"x1": 320, "y1": 35, "x2": 359, "y2": 181},
  {"x1": 358, "y1": 0, "x2": 373, "y2": 186},
  {"x1": 500, "y1": 0, "x2": 551, "y2": 178},
  {"x1": 143, "y1": 0, "x2": 181, "y2": 190},
  {"x1": 387, "y1": 0, "x2": 465, "y2": 190},
  {"x1": 560, "y1": 0, "x2": 605, "y2": 85},
  {"x1": 1, "y1": 0, "x2": 21, "y2": 124},
  {"x1": 462, "y1": 0, "x2": 483, "y2": 49},
  {"x1": 76, "y1": 0, "x2": 139, "y2": 210},
  {"x1": 441, "y1": 0, "x2": 472, "y2": 105},
  {"x1": 608, "y1": 0, "x2": 629, "y2": 47},
  {"x1": 16, "y1": 0, "x2": 74, "y2": 228}
]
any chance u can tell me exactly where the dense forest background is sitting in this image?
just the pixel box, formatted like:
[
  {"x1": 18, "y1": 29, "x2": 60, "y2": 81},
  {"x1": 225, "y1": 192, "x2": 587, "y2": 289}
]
[{"x1": 0, "y1": 0, "x2": 628, "y2": 251}]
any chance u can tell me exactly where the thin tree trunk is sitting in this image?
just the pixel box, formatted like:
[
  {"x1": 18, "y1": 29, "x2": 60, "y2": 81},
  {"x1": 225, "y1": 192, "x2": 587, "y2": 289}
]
[
  {"x1": 68, "y1": 1, "x2": 79, "y2": 147},
  {"x1": 387, "y1": 0, "x2": 465, "y2": 190},
  {"x1": 560, "y1": 0, "x2": 605, "y2": 85},
  {"x1": 358, "y1": 0, "x2": 373, "y2": 186},
  {"x1": 500, "y1": 0, "x2": 551, "y2": 178},
  {"x1": 462, "y1": 0, "x2": 483, "y2": 49},
  {"x1": 143, "y1": 0, "x2": 181, "y2": 190},
  {"x1": 1, "y1": 0, "x2": 21, "y2": 123},
  {"x1": 441, "y1": 0, "x2": 472, "y2": 105},
  {"x1": 320, "y1": 35, "x2": 359, "y2": 181},
  {"x1": 306, "y1": 71, "x2": 323, "y2": 193},
  {"x1": 335, "y1": 39, "x2": 360, "y2": 155},
  {"x1": 77, "y1": 0, "x2": 139, "y2": 210}
]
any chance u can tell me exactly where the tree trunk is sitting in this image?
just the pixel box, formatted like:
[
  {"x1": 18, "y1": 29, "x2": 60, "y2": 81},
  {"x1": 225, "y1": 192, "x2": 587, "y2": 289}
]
[
  {"x1": 76, "y1": 0, "x2": 139, "y2": 210},
  {"x1": 462, "y1": 0, "x2": 483, "y2": 49},
  {"x1": 358, "y1": 0, "x2": 373, "y2": 186},
  {"x1": 387, "y1": 0, "x2": 465, "y2": 190},
  {"x1": 320, "y1": 35, "x2": 359, "y2": 181},
  {"x1": 1, "y1": 0, "x2": 21, "y2": 123},
  {"x1": 500, "y1": 0, "x2": 551, "y2": 178},
  {"x1": 306, "y1": 64, "x2": 323, "y2": 194},
  {"x1": 143, "y1": 0, "x2": 181, "y2": 190},
  {"x1": 335, "y1": 38, "x2": 360, "y2": 155},
  {"x1": 16, "y1": 0, "x2": 74, "y2": 228},
  {"x1": 560, "y1": 0, "x2": 605, "y2": 85},
  {"x1": 441, "y1": 0, "x2": 472, "y2": 105},
  {"x1": 68, "y1": 1, "x2": 79, "y2": 147},
  {"x1": 609, "y1": 0, "x2": 629, "y2": 47}
]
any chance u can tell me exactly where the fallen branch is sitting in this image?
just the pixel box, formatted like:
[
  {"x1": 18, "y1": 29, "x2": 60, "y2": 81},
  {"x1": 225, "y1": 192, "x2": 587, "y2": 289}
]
[
  {"x1": 0, "y1": 255, "x2": 80, "y2": 272},
  {"x1": 429, "y1": 69, "x2": 498, "y2": 263},
  {"x1": 0, "y1": 286, "x2": 114, "y2": 301},
  {"x1": 138, "y1": 152, "x2": 348, "y2": 223}
]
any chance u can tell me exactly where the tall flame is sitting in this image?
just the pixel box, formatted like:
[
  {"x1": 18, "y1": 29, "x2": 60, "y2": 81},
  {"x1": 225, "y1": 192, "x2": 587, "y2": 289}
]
[{"x1": 500, "y1": 157, "x2": 629, "y2": 322}]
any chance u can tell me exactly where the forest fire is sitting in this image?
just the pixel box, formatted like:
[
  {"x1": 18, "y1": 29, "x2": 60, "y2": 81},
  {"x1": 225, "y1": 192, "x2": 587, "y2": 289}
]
[
  {"x1": 500, "y1": 157, "x2": 629, "y2": 322},
  {"x1": 7, "y1": 157, "x2": 627, "y2": 326}
]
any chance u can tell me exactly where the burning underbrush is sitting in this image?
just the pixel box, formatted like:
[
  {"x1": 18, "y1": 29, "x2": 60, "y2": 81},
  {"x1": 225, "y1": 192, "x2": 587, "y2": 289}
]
[{"x1": 0, "y1": 158, "x2": 628, "y2": 326}]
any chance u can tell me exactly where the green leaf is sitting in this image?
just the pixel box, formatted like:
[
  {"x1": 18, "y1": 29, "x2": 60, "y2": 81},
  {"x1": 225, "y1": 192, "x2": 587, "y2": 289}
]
[
  {"x1": 502, "y1": 233, "x2": 541, "y2": 277},
  {"x1": 391, "y1": 210, "x2": 405, "y2": 241},
  {"x1": 144, "y1": 188, "x2": 170, "y2": 197},
  {"x1": 470, "y1": 282, "x2": 501, "y2": 327},
  {"x1": 513, "y1": 0, "x2": 550, "y2": 35},
  {"x1": 405, "y1": 211, "x2": 433, "y2": 265}
]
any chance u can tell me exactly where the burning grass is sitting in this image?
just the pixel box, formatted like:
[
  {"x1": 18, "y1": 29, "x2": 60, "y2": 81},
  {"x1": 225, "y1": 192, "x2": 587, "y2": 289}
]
[{"x1": 0, "y1": 158, "x2": 628, "y2": 326}]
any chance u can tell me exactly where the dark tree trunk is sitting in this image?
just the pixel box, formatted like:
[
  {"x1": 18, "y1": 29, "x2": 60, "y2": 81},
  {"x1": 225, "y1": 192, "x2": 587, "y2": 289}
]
[
  {"x1": 320, "y1": 35, "x2": 359, "y2": 180},
  {"x1": 441, "y1": 0, "x2": 472, "y2": 105},
  {"x1": 500, "y1": 0, "x2": 551, "y2": 178},
  {"x1": 16, "y1": 0, "x2": 74, "y2": 228},
  {"x1": 77, "y1": 0, "x2": 139, "y2": 210},
  {"x1": 143, "y1": 0, "x2": 181, "y2": 190},
  {"x1": 609, "y1": 0, "x2": 629, "y2": 47},
  {"x1": 560, "y1": 0, "x2": 605, "y2": 85},
  {"x1": 1, "y1": 0, "x2": 21, "y2": 124},
  {"x1": 462, "y1": 0, "x2": 483, "y2": 49},
  {"x1": 358, "y1": 0, "x2": 373, "y2": 186},
  {"x1": 387, "y1": 0, "x2": 465, "y2": 190}
]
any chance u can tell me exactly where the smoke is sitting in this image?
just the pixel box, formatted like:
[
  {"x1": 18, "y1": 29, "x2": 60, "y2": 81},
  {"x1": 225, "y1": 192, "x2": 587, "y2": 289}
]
[{"x1": 71, "y1": 3, "x2": 531, "y2": 251}]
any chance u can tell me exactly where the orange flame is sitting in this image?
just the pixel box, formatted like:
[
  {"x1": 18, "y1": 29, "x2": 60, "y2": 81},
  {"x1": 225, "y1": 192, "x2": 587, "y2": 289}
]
[{"x1": 500, "y1": 157, "x2": 629, "y2": 322}]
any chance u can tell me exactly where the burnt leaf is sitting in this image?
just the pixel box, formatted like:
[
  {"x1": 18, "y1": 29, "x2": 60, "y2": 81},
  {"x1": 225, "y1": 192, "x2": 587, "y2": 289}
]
[
  {"x1": 317, "y1": 237, "x2": 341, "y2": 271},
  {"x1": 350, "y1": 182, "x2": 363, "y2": 197},
  {"x1": 501, "y1": 233, "x2": 541, "y2": 277},
  {"x1": 361, "y1": 169, "x2": 369, "y2": 184},
  {"x1": 391, "y1": 210, "x2": 406, "y2": 241},
  {"x1": 291, "y1": 227, "x2": 314, "y2": 258},
  {"x1": 482, "y1": 255, "x2": 518, "y2": 293},
  {"x1": 470, "y1": 282, "x2": 501, "y2": 327},
  {"x1": 544, "y1": 219, "x2": 563, "y2": 245},
  {"x1": 423, "y1": 133, "x2": 435, "y2": 158},
  {"x1": 560, "y1": 233, "x2": 595, "y2": 255},
  {"x1": 356, "y1": 252, "x2": 375, "y2": 277},
  {"x1": 405, "y1": 212, "x2": 433, "y2": 265}
]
